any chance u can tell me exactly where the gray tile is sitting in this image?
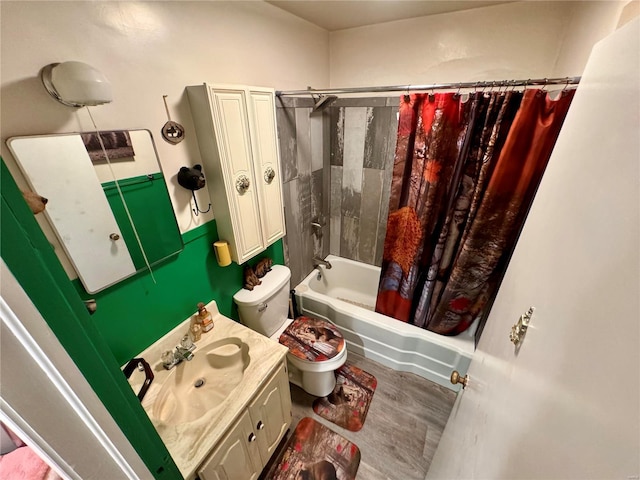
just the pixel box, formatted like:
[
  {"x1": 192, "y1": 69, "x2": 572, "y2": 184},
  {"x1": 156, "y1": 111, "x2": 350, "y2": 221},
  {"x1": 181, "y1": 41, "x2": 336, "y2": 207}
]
[
  {"x1": 295, "y1": 108, "x2": 312, "y2": 177},
  {"x1": 329, "y1": 216, "x2": 341, "y2": 256},
  {"x1": 283, "y1": 180, "x2": 303, "y2": 285},
  {"x1": 310, "y1": 114, "x2": 324, "y2": 172},
  {"x1": 364, "y1": 107, "x2": 394, "y2": 170},
  {"x1": 342, "y1": 108, "x2": 367, "y2": 194},
  {"x1": 333, "y1": 97, "x2": 388, "y2": 108},
  {"x1": 276, "y1": 97, "x2": 295, "y2": 108},
  {"x1": 293, "y1": 97, "x2": 314, "y2": 108},
  {"x1": 298, "y1": 173, "x2": 312, "y2": 230},
  {"x1": 359, "y1": 169, "x2": 383, "y2": 264},
  {"x1": 375, "y1": 221, "x2": 387, "y2": 267},
  {"x1": 341, "y1": 187, "x2": 361, "y2": 219},
  {"x1": 386, "y1": 106, "x2": 399, "y2": 168},
  {"x1": 386, "y1": 96, "x2": 401, "y2": 107},
  {"x1": 329, "y1": 107, "x2": 344, "y2": 166},
  {"x1": 330, "y1": 166, "x2": 342, "y2": 217},
  {"x1": 310, "y1": 169, "x2": 324, "y2": 221},
  {"x1": 379, "y1": 159, "x2": 393, "y2": 226},
  {"x1": 340, "y1": 215, "x2": 360, "y2": 260},
  {"x1": 276, "y1": 107, "x2": 298, "y2": 183}
]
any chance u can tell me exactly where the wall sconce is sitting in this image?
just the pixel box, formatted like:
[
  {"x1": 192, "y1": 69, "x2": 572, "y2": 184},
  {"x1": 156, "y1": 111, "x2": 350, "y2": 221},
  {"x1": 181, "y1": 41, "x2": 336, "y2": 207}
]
[{"x1": 41, "y1": 61, "x2": 113, "y2": 107}]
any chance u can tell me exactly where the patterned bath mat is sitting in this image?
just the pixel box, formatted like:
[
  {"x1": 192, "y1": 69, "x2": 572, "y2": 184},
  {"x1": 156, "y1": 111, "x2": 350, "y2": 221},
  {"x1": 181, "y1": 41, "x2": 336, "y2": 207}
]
[
  {"x1": 265, "y1": 417, "x2": 360, "y2": 480},
  {"x1": 313, "y1": 363, "x2": 377, "y2": 432}
]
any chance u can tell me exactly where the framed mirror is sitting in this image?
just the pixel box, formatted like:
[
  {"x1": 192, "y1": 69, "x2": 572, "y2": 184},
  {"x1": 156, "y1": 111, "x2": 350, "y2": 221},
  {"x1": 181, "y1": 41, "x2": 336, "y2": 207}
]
[{"x1": 7, "y1": 129, "x2": 183, "y2": 293}]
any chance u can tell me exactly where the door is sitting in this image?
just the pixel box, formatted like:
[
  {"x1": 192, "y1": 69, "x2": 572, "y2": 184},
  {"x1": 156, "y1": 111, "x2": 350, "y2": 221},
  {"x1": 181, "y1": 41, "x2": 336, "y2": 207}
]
[{"x1": 427, "y1": 20, "x2": 640, "y2": 480}]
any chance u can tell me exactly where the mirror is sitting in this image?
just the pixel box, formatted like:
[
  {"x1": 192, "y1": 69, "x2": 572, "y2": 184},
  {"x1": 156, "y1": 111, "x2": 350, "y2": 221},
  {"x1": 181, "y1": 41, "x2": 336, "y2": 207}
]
[{"x1": 7, "y1": 129, "x2": 183, "y2": 293}]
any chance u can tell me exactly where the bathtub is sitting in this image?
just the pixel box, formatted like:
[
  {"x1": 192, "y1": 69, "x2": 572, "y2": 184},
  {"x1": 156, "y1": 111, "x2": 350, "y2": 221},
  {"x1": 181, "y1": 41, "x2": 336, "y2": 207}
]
[{"x1": 294, "y1": 255, "x2": 474, "y2": 391}]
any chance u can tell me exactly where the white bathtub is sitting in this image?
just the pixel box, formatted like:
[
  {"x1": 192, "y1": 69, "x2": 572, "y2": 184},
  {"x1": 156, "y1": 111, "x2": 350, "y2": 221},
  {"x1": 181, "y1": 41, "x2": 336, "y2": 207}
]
[{"x1": 294, "y1": 255, "x2": 475, "y2": 391}]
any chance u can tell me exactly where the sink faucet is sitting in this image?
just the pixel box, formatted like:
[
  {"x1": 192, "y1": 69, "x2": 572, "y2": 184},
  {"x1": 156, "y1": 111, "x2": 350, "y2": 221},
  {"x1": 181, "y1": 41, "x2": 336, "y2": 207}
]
[
  {"x1": 313, "y1": 256, "x2": 332, "y2": 269},
  {"x1": 162, "y1": 335, "x2": 196, "y2": 370}
]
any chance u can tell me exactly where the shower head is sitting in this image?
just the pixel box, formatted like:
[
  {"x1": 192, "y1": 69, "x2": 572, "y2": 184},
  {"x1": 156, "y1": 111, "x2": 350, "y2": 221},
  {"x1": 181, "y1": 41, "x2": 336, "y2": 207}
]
[{"x1": 311, "y1": 94, "x2": 338, "y2": 113}]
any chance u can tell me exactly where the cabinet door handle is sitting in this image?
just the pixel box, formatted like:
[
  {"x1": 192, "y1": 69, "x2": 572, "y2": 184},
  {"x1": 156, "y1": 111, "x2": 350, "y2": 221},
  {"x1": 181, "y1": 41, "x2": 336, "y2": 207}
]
[
  {"x1": 264, "y1": 167, "x2": 276, "y2": 184},
  {"x1": 236, "y1": 175, "x2": 250, "y2": 193},
  {"x1": 256, "y1": 421, "x2": 264, "y2": 430},
  {"x1": 248, "y1": 432, "x2": 257, "y2": 443}
]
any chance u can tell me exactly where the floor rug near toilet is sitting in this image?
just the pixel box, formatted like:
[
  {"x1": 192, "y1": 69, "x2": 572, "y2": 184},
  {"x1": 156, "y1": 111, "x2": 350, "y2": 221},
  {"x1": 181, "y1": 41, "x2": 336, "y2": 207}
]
[
  {"x1": 312, "y1": 363, "x2": 377, "y2": 432},
  {"x1": 265, "y1": 417, "x2": 360, "y2": 480}
]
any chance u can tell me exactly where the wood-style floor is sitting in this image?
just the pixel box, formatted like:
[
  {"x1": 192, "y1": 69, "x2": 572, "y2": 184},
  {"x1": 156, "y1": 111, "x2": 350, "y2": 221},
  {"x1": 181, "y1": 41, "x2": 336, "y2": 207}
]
[{"x1": 285, "y1": 352, "x2": 457, "y2": 480}]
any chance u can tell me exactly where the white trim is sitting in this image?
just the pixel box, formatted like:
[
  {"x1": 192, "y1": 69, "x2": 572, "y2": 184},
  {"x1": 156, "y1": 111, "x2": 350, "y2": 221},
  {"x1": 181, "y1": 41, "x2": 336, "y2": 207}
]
[
  {"x1": 0, "y1": 261, "x2": 152, "y2": 478},
  {"x1": 0, "y1": 295, "x2": 140, "y2": 479}
]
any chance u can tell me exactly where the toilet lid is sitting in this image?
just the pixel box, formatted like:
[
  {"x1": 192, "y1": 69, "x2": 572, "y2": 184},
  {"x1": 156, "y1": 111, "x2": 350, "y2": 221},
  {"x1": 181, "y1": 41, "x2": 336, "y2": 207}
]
[{"x1": 279, "y1": 316, "x2": 345, "y2": 362}]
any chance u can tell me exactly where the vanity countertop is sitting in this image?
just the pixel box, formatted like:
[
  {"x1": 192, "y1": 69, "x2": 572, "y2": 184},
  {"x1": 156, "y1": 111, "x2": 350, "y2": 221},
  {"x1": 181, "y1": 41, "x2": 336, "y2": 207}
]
[{"x1": 126, "y1": 300, "x2": 288, "y2": 479}]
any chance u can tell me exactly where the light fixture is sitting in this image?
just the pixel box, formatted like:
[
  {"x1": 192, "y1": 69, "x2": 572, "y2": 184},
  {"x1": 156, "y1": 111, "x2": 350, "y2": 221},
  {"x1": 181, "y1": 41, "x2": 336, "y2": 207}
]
[{"x1": 41, "y1": 61, "x2": 113, "y2": 107}]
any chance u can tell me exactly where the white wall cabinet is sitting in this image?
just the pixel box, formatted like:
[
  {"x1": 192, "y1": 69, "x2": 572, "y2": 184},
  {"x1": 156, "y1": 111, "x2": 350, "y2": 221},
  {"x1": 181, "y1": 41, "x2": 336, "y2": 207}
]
[
  {"x1": 187, "y1": 84, "x2": 286, "y2": 264},
  {"x1": 197, "y1": 361, "x2": 292, "y2": 480}
]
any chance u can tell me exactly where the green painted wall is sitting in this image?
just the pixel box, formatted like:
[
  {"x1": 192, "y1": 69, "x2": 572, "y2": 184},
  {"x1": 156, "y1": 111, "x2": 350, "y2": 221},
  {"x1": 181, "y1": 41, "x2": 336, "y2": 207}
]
[
  {"x1": 1, "y1": 159, "x2": 181, "y2": 478},
  {"x1": 73, "y1": 222, "x2": 284, "y2": 365},
  {"x1": 2, "y1": 157, "x2": 285, "y2": 477}
]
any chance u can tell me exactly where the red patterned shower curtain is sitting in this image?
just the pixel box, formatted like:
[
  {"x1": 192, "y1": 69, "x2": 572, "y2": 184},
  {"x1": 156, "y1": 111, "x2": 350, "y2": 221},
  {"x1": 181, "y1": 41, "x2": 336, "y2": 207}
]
[{"x1": 375, "y1": 89, "x2": 575, "y2": 335}]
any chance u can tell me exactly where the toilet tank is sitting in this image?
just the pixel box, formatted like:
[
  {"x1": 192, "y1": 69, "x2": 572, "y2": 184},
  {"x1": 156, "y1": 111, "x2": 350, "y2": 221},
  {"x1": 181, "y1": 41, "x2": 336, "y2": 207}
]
[{"x1": 233, "y1": 264, "x2": 291, "y2": 337}]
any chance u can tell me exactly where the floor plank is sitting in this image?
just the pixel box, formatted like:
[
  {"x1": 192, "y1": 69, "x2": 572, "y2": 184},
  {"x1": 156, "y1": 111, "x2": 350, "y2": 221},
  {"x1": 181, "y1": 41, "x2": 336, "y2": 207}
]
[{"x1": 286, "y1": 351, "x2": 457, "y2": 480}]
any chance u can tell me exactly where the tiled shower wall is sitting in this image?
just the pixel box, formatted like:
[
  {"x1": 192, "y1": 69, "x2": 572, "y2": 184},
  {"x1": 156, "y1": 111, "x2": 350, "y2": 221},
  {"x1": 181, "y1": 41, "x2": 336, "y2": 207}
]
[
  {"x1": 276, "y1": 98, "x2": 330, "y2": 286},
  {"x1": 329, "y1": 98, "x2": 399, "y2": 266},
  {"x1": 276, "y1": 97, "x2": 399, "y2": 286}
]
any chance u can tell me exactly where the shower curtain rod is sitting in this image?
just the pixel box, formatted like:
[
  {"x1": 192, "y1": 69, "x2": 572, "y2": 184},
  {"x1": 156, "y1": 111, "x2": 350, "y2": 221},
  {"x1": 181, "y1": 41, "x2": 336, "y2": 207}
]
[{"x1": 275, "y1": 76, "x2": 581, "y2": 96}]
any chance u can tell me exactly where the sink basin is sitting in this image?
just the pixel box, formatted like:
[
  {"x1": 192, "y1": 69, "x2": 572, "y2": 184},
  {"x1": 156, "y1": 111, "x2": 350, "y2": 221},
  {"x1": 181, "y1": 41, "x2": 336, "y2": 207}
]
[{"x1": 152, "y1": 337, "x2": 250, "y2": 426}]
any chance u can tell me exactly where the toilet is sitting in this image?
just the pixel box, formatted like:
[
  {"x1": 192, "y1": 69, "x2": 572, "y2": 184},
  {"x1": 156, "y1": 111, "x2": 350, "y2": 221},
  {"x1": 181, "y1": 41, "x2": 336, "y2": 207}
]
[{"x1": 233, "y1": 264, "x2": 347, "y2": 397}]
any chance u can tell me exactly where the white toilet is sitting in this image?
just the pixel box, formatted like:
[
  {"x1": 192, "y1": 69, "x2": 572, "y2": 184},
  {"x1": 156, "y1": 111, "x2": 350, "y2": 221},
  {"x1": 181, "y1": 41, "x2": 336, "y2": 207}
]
[{"x1": 233, "y1": 264, "x2": 347, "y2": 397}]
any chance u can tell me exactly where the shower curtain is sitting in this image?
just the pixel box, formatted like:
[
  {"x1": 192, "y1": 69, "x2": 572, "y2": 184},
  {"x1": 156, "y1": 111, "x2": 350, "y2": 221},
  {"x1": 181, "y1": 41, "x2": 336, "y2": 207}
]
[{"x1": 375, "y1": 89, "x2": 575, "y2": 335}]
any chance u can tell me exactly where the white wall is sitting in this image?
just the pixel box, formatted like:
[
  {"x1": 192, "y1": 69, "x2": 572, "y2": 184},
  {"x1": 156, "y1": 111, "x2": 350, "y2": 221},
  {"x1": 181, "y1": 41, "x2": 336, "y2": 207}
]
[
  {"x1": 329, "y1": 1, "x2": 624, "y2": 88},
  {"x1": 553, "y1": 1, "x2": 627, "y2": 76},
  {"x1": 0, "y1": 1, "x2": 328, "y2": 235}
]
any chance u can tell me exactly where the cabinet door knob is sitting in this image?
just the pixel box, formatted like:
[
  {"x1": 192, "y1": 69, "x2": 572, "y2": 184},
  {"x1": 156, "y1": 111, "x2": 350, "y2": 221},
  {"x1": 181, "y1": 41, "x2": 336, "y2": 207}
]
[
  {"x1": 236, "y1": 175, "x2": 250, "y2": 193},
  {"x1": 264, "y1": 167, "x2": 276, "y2": 184},
  {"x1": 256, "y1": 421, "x2": 264, "y2": 430},
  {"x1": 248, "y1": 432, "x2": 257, "y2": 443},
  {"x1": 109, "y1": 233, "x2": 120, "y2": 241}
]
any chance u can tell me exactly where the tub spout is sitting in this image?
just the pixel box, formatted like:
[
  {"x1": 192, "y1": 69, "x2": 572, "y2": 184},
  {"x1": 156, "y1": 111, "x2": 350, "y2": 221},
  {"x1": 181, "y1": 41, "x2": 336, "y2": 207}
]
[{"x1": 313, "y1": 257, "x2": 332, "y2": 269}]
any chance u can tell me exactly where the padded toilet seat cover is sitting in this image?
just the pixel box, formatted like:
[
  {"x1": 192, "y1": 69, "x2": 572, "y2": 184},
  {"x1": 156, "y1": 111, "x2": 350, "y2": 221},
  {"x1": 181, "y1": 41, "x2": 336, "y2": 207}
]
[{"x1": 279, "y1": 316, "x2": 345, "y2": 362}]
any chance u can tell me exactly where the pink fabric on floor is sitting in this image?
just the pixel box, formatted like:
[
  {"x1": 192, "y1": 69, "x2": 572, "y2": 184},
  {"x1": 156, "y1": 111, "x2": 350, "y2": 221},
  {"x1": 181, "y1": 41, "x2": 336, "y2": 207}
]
[{"x1": 0, "y1": 446, "x2": 56, "y2": 480}]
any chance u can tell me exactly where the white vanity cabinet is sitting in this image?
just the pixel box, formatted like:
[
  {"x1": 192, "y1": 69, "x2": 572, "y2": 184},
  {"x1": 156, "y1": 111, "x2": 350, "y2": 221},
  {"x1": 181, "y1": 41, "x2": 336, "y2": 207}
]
[
  {"x1": 187, "y1": 84, "x2": 286, "y2": 264},
  {"x1": 197, "y1": 361, "x2": 292, "y2": 480}
]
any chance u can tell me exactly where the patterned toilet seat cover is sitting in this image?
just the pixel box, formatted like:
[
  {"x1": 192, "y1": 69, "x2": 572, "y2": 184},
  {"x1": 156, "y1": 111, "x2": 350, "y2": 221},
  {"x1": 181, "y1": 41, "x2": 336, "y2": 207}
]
[{"x1": 279, "y1": 316, "x2": 345, "y2": 362}]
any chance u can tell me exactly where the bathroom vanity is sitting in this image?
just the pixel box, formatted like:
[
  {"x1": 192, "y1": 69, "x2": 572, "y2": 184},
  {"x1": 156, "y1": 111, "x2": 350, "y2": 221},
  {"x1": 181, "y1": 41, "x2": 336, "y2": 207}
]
[{"x1": 127, "y1": 301, "x2": 291, "y2": 479}]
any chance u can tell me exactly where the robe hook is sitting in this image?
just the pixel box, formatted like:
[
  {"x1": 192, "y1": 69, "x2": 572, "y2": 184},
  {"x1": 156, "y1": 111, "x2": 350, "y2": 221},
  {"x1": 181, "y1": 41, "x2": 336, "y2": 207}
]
[
  {"x1": 177, "y1": 164, "x2": 211, "y2": 216},
  {"x1": 190, "y1": 191, "x2": 211, "y2": 216}
]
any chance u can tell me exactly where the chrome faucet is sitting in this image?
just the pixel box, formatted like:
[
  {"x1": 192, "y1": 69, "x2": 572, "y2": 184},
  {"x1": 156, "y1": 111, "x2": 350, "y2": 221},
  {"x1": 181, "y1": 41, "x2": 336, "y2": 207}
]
[
  {"x1": 312, "y1": 256, "x2": 332, "y2": 269},
  {"x1": 162, "y1": 335, "x2": 196, "y2": 370}
]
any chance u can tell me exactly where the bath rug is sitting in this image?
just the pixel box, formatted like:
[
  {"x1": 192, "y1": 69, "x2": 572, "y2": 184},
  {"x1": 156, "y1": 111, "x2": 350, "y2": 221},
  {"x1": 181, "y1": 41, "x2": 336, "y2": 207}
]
[
  {"x1": 312, "y1": 363, "x2": 377, "y2": 432},
  {"x1": 265, "y1": 417, "x2": 360, "y2": 480}
]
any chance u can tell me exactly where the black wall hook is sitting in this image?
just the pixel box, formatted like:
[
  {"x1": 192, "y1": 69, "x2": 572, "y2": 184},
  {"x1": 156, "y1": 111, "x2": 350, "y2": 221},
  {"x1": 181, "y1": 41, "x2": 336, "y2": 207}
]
[{"x1": 177, "y1": 164, "x2": 212, "y2": 216}]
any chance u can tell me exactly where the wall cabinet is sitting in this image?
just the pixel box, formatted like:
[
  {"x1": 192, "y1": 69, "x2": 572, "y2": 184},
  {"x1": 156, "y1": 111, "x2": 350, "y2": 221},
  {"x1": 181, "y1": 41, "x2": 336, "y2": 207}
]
[
  {"x1": 197, "y1": 361, "x2": 291, "y2": 480},
  {"x1": 187, "y1": 84, "x2": 286, "y2": 264}
]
